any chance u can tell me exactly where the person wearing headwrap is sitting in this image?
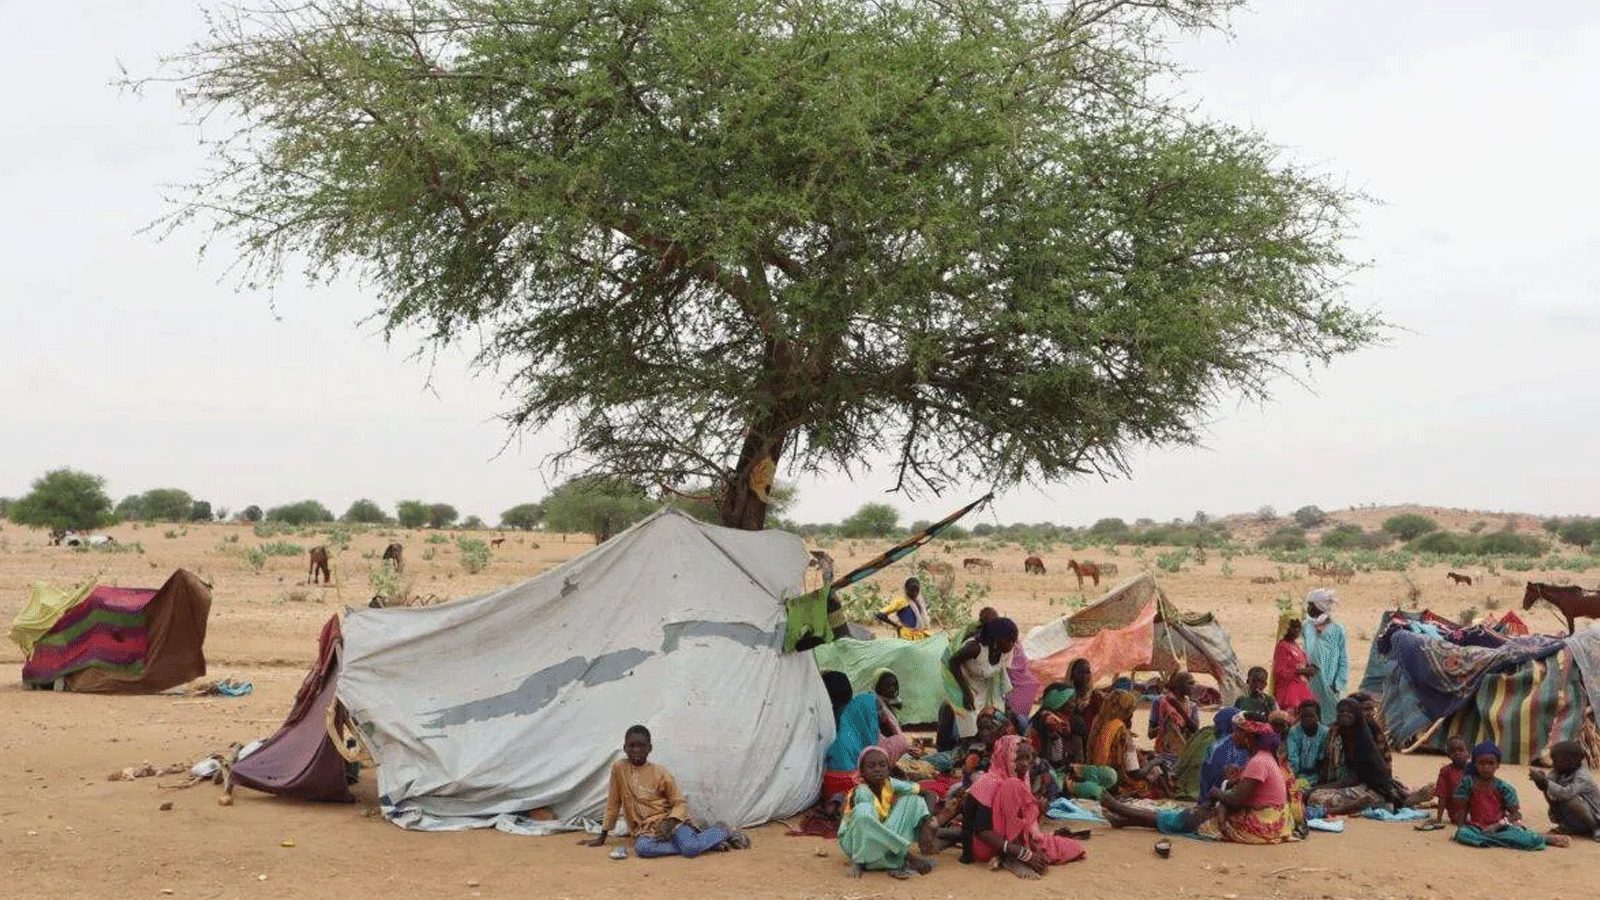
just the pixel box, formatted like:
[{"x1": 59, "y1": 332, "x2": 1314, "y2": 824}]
[
  {"x1": 1030, "y1": 683, "x2": 1119, "y2": 800},
  {"x1": 1102, "y1": 717, "x2": 1295, "y2": 844},
  {"x1": 1272, "y1": 617, "x2": 1318, "y2": 711},
  {"x1": 943, "y1": 616, "x2": 1019, "y2": 740},
  {"x1": 1301, "y1": 589, "x2": 1348, "y2": 726},
  {"x1": 1086, "y1": 689, "x2": 1163, "y2": 797},
  {"x1": 838, "y1": 746, "x2": 938, "y2": 878},
  {"x1": 821, "y1": 670, "x2": 883, "y2": 803},
  {"x1": 876, "y1": 578, "x2": 932, "y2": 640},
  {"x1": 1453, "y1": 741, "x2": 1563, "y2": 849},
  {"x1": 961, "y1": 735, "x2": 1086, "y2": 875},
  {"x1": 1198, "y1": 708, "x2": 1252, "y2": 802},
  {"x1": 871, "y1": 669, "x2": 913, "y2": 761},
  {"x1": 1307, "y1": 697, "x2": 1424, "y2": 815}
]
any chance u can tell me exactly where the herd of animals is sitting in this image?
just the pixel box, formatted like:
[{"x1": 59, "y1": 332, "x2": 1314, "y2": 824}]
[{"x1": 918, "y1": 555, "x2": 1118, "y2": 589}]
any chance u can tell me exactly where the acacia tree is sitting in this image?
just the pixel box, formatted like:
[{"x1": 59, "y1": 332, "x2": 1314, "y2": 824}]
[
  {"x1": 144, "y1": 0, "x2": 1381, "y2": 530},
  {"x1": 10, "y1": 469, "x2": 115, "y2": 531}
]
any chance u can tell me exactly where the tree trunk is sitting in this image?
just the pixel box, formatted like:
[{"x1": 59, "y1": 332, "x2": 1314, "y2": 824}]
[{"x1": 718, "y1": 419, "x2": 788, "y2": 530}]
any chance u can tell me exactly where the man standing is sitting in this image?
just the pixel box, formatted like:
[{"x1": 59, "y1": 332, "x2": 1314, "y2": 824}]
[{"x1": 1302, "y1": 589, "x2": 1347, "y2": 727}]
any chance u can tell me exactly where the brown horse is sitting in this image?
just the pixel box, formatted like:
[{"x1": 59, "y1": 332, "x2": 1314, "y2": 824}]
[
  {"x1": 962, "y1": 557, "x2": 993, "y2": 572},
  {"x1": 1024, "y1": 555, "x2": 1046, "y2": 575},
  {"x1": 307, "y1": 546, "x2": 331, "y2": 584},
  {"x1": 1522, "y1": 581, "x2": 1600, "y2": 634},
  {"x1": 382, "y1": 542, "x2": 404, "y2": 574},
  {"x1": 1447, "y1": 572, "x2": 1473, "y2": 587},
  {"x1": 1067, "y1": 559, "x2": 1101, "y2": 589},
  {"x1": 490, "y1": 537, "x2": 506, "y2": 548}
]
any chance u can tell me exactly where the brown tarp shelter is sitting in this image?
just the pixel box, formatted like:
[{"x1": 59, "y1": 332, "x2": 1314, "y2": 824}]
[{"x1": 228, "y1": 615, "x2": 354, "y2": 802}]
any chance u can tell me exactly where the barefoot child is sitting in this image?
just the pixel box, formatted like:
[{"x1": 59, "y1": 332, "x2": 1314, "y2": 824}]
[
  {"x1": 582, "y1": 725, "x2": 750, "y2": 858},
  {"x1": 839, "y1": 747, "x2": 938, "y2": 879},
  {"x1": 1452, "y1": 741, "x2": 1567, "y2": 849},
  {"x1": 1529, "y1": 740, "x2": 1600, "y2": 840}
]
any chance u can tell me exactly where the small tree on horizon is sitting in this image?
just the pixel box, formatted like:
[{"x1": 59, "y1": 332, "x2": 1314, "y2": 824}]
[
  {"x1": 190, "y1": 500, "x2": 214, "y2": 522},
  {"x1": 240, "y1": 504, "x2": 263, "y2": 523},
  {"x1": 499, "y1": 502, "x2": 544, "y2": 531},
  {"x1": 1292, "y1": 505, "x2": 1328, "y2": 529},
  {"x1": 342, "y1": 498, "x2": 392, "y2": 525},
  {"x1": 1383, "y1": 513, "x2": 1438, "y2": 542},
  {"x1": 840, "y1": 503, "x2": 901, "y2": 539},
  {"x1": 427, "y1": 503, "x2": 460, "y2": 529},
  {"x1": 139, "y1": 488, "x2": 196, "y2": 522},
  {"x1": 265, "y1": 499, "x2": 334, "y2": 525},
  {"x1": 8, "y1": 468, "x2": 114, "y2": 532},
  {"x1": 541, "y1": 476, "x2": 657, "y2": 543},
  {"x1": 395, "y1": 500, "x2": 429, "y2": 529}
]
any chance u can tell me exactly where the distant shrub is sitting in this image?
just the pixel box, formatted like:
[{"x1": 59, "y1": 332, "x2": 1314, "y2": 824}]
[
  {"x1": 259, "y1": 541, "x2": 305, "y2": 557},
  {"x1": 1258, "y1": 527, "x2": 1308, "y2": 551},
  {"x1": 1383, "y1": 514, "x2": 1438, "y2": 542},
  {"x1": 1292, "y1": 505, "x2": 1328, "y2": 529}
]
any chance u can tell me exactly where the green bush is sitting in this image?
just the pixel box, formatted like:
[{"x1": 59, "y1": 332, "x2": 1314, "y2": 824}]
[
  {"x1": 1155, "y1": 548, "x2": 1190, "y2": 573},
  {"x1": 1383, "y1": 513, "x2": 1438, "y2": 542},
  {"x1": 265, "y1": 500, "x2": 333, "y2": 525},
  {"x1": 241, "y1": 546, "x2": 267, "y2": 572},
  {"x1": 259, "y1": 540, "x2": 305, "y2": 557},
  {"x1": 458, "y1": 537, "x2": 491, "y2": 573},
  {"x1": 1258, "y1": 527, "x2": 1308, "y2": 551}
]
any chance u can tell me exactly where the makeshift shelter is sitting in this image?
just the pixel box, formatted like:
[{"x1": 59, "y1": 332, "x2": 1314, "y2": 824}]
[
  {"x1": 338, "y1": 508, "x2": 833, "y2": 832},
  {"x1": 1024, "y1": 573, "x2": 1246, "y2": 704},
  {"x1": 228, "y1": 615, "x2": 355, "y2": 802},
  {"x1": 1374, "y1": 619, "x2": 1600, "y2": 764},
  {"x1": 1358, "y1": 608, "x2": 1529, "y2": 697},
  {"x1": 20, "y1": 569, "x2": 211, "y2": 693},
  {"x1": 10, "y1": 579, "x2": 93, "y2": 658},
  {"x1": 812, "y1": 633, "x2": 951, "y2": 725}
]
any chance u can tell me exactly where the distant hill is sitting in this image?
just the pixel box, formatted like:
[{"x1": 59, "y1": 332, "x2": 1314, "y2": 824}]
[{"x1": 1215, "y1": 504, "x2": 1547, "y2": 545}]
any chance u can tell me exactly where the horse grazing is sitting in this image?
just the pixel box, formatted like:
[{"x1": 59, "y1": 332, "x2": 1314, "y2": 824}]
[
  {"x1": 1447, "y1": 572, "x2": 1473, "y2": 587},
  {"x1": 962, "y1": 557, "x2": 994, "y2": 572},
  {"x1": 307, "y1": 546, "x2": 331, "y2": 585},
  {"x1": 381, "y1": 542, "x2": 404, "y2": 574},
  {"x1": 918, "y1": 559, "x2": 955, "y2": 577},
  {"x1": 1024, "y1": 555, "x2": 1046, "y2": 575},
  {"x1": 1522, "y1": 581, "x2": 1600, "y2": 634},
  {"x1": 1067, "y1": 559, "x2": 1101, "y2": 589}
]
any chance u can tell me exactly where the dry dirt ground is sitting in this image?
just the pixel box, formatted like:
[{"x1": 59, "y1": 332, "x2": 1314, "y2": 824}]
[{"x1": 1, "y1": 516, "x2": 1594, "y2": 900}]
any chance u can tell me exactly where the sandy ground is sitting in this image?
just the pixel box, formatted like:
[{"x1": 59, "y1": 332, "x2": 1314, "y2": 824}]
[{"x1": 1, "y1": 517, "x2": 1594, "y2": 900}]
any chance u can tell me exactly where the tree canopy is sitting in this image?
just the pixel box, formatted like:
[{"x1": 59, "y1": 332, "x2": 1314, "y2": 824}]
[
  {"x1": 541, "y1": 476, "x2": 657, "y2": 543},
  {"x1": 9, "y1": 469, "x2": 114, "y2": 531},
  {"x1": 146, "y1": 0, "x2": 1382, "y2": 530},
  {"x1": 342, "y1": 498, "x2": 393, "y2": 524},
  {"x1": 840, "y1": 502, "x2": 900, "y2": 539},
  {"x1": 1382, "y1": 513, "x2": 1438, "y2": 542},
  {"x1": 499, "y1": 502, "x2": 544, "y2": 531},
  {"x1": 265, "y1": 499, "x2": 335, "y2": 525}
]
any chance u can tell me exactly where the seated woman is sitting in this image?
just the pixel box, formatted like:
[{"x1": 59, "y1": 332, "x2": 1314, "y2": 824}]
[
  {"x1": 1088, "y1": 689, "x2": 1168, "y2": 797},
  {"x1": 1197, "y1": 708, "x2": 1251, "y2": 803},
  {"x1": 822, "y1": 672, "x2": 883, "y2": 804},
  {"x1": 962, "y1": 736, "x2": 1087, "y2": 878},
  {"x1": 839, "y1": 747, "x2": 939, "y2": 879},
  {"x1": 1153, "y1": 673, "x2": 1201, "y2": 759},
  {"x1": 1102, "y1": 718, "x2": 1296, "y2": 844},
  {"x1": 1307, "y1": 698, "x2": 1427, "y2": 815},
  {"x1": 872, "y1": 669, "x2": 914, "y2": 762},
  {"x1": 1031, "y1": 683, "x2": 1120, "y2": 801}
]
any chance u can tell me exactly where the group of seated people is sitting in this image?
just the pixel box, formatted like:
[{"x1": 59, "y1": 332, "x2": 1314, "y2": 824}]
[
  {"x1": 581, "y1": 599, "x2": 1600, "y2": 875},
  {"x1": 813, "y1": 613, "x2": 1600, "y2": 877}
]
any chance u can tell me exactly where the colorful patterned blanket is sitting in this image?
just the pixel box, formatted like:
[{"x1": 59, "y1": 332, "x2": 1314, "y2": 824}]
[{"x1": 21, "y1": 586, "x2": 159, "y2": 687}]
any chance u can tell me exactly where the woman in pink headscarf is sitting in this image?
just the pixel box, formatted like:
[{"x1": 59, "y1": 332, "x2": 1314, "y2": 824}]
[{"x1": 962, "y1": 735, "x2": 1086, "y2": 879}]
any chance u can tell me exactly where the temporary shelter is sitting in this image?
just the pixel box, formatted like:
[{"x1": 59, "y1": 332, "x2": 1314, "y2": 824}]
[
  {"x1": 1374, "y1": 619, "x2": 1600, "y2": 764},
  {"x1": 20, "y1": 569, "x2": 211, "y2": 693},
  {"x1": 812, "y1": 633, "x2": 951, "y2": 725},
  {"x1": 338, "y1": 508, "x2": 833, "y2": 831},
  {"x1": 1357, "y1": 608, "x2": 1528, "y2": 697},
  {"x1": 1023, "y1": 573, "x2": 1247, "y2": 703},
  {"x1": 228, "y1": 615, "x2": 355, "y2": 803}
]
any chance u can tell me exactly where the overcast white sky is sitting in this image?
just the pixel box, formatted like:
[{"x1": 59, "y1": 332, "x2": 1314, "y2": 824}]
[{"x1": 2, "y1": 1, "x2": 1597, "y2": 527}]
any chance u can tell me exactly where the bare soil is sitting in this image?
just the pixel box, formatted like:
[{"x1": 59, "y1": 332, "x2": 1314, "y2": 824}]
[{"x1": 0, "y1": 515, "x2": 1591, "y2": 900}]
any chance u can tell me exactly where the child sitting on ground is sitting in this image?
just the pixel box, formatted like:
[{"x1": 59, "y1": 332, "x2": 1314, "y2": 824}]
[
  {"x1": 838, "y1": 747, "x2": 938, "y2": 880},
  {"x1": 1236, "y1": 667, "x2": 1277, "y2": 719},
  {"x1": 1529, "y1": 740, "x2": 1600, "y2": 841},
  {"x1": 582, "y1": 724, "x2": 751, "y2": 858},
  {"x1": 1452, "y1": 741, "x2": 1568, "y2": 850},
  {"x1": 1420, "y1": 737, "x2": 1469, "y2": 830}
]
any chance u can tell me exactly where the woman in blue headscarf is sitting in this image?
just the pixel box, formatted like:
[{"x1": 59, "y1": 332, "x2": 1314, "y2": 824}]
[{"x1": 1199, "y1": 707, "x2": 1253, "y2": 801}]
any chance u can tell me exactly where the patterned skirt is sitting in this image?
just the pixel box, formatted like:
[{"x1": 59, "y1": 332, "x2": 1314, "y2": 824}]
[{"x1": 1196, "y1": 804, "x2": 1297, "y2": 844}]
